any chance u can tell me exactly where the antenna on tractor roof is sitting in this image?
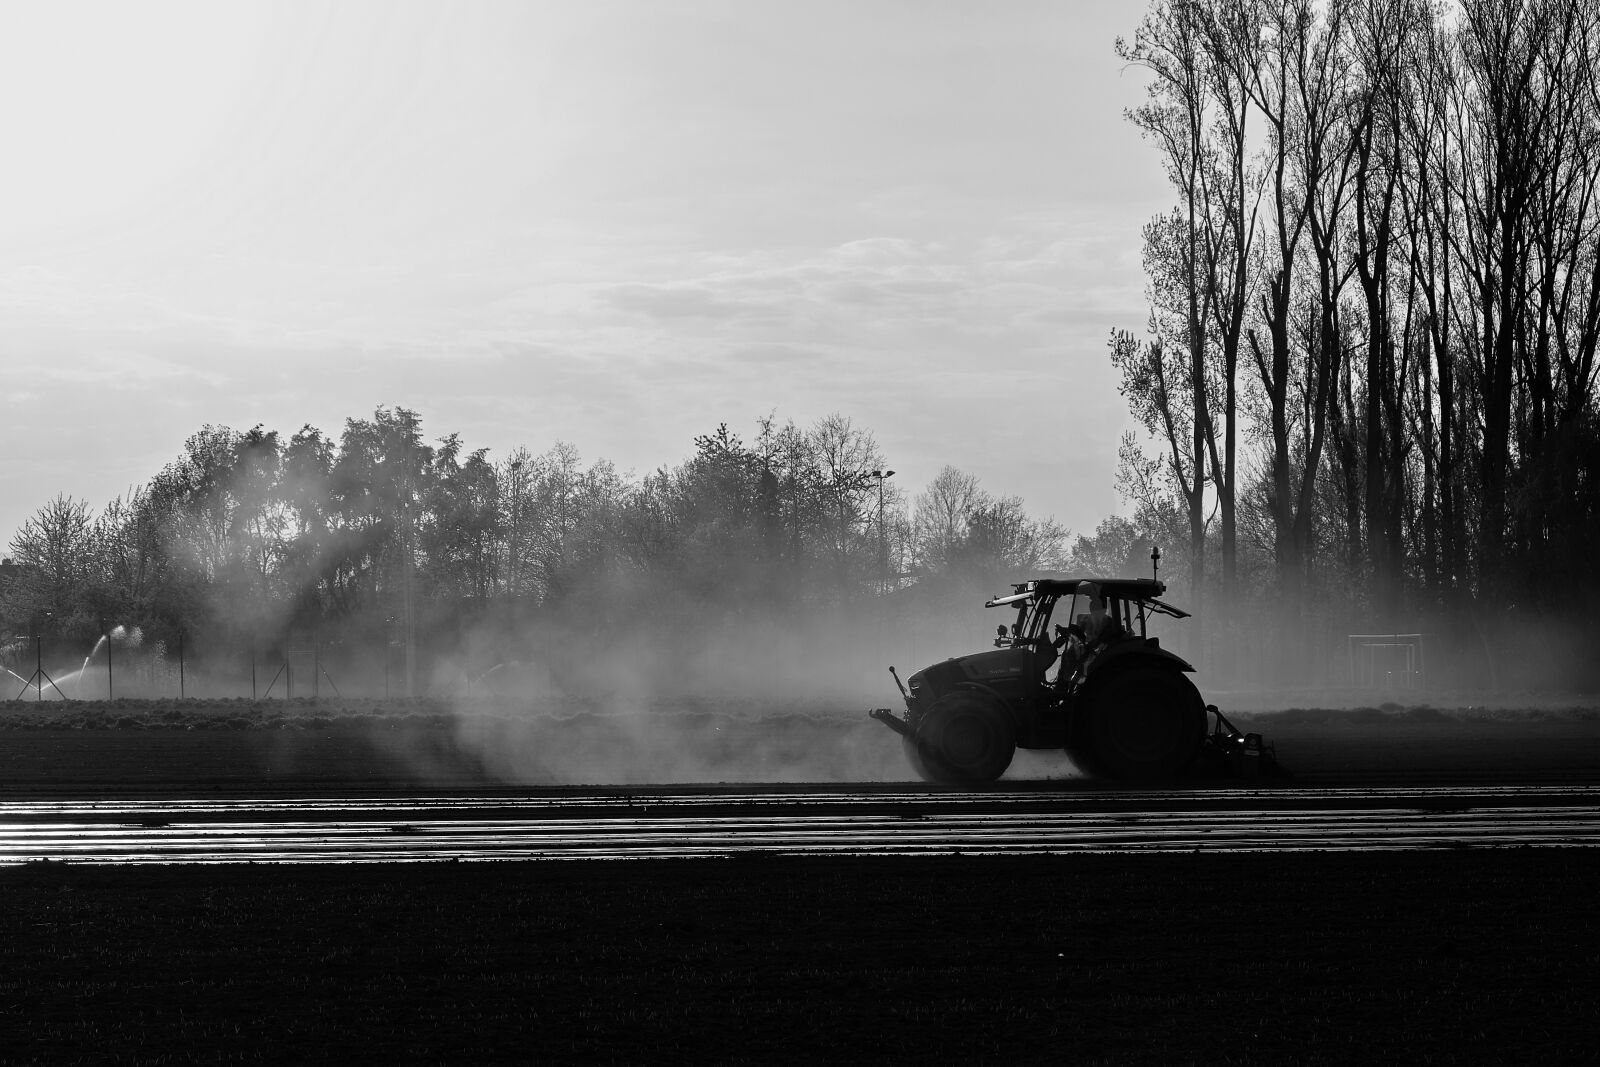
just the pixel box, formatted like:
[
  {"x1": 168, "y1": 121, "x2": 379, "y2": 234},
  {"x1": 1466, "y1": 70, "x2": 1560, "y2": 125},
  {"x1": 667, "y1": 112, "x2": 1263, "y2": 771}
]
[{"x1": 1151, "y1": 545, "x2": 1161, "y2": 582}]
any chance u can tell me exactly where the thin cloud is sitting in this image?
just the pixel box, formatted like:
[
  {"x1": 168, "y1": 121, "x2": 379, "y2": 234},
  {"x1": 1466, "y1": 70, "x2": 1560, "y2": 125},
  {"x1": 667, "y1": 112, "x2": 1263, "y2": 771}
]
[
  {"x1": 0, "y1": 1, "x2": 1172, "y2": 548},
  {"x1": 728, "y1": 343, "x2": 828, "y2": 367},
  {"x1": 598, "y1": 282, "x2": 775, "y2": 322}
]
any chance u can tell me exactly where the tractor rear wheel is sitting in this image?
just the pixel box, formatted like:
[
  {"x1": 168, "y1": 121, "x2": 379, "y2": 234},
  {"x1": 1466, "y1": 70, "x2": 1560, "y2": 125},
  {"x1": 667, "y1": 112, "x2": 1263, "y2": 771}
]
[
  {"x1": 911, "y1": 692, "x2": 1016, "y2": 785},
  {"x1": 1079, "y1": 669, "x2": 1205, "y2": 780}
]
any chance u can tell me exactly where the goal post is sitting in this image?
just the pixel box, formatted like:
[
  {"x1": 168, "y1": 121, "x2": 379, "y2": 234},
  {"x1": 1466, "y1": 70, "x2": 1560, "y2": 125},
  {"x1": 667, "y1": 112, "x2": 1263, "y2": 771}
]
[{"x1": 1347, "y1": 633, "x2": 1428, "y2": 690}]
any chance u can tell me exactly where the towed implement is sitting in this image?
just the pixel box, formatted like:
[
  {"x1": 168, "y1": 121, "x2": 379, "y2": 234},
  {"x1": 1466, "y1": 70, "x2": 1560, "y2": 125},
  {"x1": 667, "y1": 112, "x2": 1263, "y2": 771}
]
[{"x1": 870, "y1": 576, "x2": 1283, "y2": 785}]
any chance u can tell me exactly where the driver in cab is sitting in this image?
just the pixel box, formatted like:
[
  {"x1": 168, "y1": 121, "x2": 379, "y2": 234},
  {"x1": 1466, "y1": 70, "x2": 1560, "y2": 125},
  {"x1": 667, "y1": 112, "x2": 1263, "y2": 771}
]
[{"x1": 1050, "y1": 590, "x2": 1117, "y2": 684}]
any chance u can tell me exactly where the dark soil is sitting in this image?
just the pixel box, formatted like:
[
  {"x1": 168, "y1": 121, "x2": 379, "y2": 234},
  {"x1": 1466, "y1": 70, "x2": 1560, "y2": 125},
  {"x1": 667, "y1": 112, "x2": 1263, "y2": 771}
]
[
  {"x1": 4, "y1": 697, "x2": 1598, "y2": 790},
  {"x1": 2, "y1": 851, "x2": 1597, "y2": 1064},
  {"x1": 3, "y1": 699, "x2": 1598, "y2": 1063}
]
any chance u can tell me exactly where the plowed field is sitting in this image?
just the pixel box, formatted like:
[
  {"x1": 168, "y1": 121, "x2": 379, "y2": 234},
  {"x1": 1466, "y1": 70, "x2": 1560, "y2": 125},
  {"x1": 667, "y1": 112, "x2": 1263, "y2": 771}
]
[{"x1": 1, "y1": 697, "x2": 1597, "y2": 1064}]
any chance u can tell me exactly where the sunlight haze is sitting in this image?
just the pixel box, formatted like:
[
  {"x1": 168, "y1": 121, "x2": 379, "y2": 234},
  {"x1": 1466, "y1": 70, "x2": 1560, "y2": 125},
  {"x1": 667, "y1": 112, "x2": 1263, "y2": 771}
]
[{"x1": 0, "y1": 0, "x2": 1168, "y2": 545}]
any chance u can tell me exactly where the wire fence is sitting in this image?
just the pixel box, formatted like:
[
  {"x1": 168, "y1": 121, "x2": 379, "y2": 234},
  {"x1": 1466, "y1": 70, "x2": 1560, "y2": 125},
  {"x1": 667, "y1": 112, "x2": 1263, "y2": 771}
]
[{"x1": 0, "y1": 636, "x2": 367, "y2": 703}]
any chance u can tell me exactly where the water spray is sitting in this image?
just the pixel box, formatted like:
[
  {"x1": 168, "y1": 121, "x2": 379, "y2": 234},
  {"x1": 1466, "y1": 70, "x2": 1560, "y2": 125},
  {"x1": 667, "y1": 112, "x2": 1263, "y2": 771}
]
[{"x1": 77, "y1": 634, "x2": 109, "y2": 698}]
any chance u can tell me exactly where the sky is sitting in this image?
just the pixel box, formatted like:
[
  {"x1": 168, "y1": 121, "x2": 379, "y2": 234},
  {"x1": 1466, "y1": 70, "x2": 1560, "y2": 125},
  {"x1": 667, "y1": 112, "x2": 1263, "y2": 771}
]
[{"x1": 0, "y1": 0, "x2": 1171, "y2": 548}]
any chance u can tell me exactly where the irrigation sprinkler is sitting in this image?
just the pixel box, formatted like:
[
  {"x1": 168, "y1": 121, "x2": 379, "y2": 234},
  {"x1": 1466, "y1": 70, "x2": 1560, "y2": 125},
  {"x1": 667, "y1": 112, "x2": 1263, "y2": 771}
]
[{"x1": 15, "y1": 632, "x2": 67, "y2": 702}]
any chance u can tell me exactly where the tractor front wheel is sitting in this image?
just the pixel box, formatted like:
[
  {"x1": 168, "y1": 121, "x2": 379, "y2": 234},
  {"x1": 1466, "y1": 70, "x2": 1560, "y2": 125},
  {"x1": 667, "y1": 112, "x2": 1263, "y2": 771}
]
[
  {"x1": 910, "y1": 693, "x2": 1016, "y2": 785},
  {"x1": 901, "y1": 733, "x2": 940, "y2": 783}
]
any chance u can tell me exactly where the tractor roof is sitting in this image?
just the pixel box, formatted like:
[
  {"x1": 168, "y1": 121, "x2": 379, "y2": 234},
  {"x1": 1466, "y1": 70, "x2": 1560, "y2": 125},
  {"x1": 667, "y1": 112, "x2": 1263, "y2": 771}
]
[
  {"x1": 985, "y1": 577, "x2": 1186, "y2": 615},
  {"x1": 1030, "y1": 577, "x2": 1168, "y2": 599}
]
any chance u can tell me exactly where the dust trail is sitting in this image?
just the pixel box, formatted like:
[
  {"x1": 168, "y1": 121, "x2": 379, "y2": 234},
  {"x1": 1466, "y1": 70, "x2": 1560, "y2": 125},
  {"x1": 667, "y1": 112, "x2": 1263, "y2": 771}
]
[{"x1": 429, "y1": 597, "x2": 1014, "y2": 786}]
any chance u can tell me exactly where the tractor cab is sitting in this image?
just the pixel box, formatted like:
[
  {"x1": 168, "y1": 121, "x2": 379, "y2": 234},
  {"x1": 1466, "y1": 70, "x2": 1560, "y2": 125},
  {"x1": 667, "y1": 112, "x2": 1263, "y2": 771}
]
[{"x1": 988, "y1": 578, "x2": 1191, "y2": 690}]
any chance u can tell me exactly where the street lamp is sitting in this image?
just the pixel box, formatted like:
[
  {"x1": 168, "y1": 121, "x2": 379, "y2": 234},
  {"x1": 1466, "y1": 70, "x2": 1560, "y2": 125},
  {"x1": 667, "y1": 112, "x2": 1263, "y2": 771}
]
[
  {"x1": 384, "y1": 615, "x2": 397, "y2": 699},
  {"x1": 871, "y1": 470, "x2": 896, "y2": 596},
  {"x1": 508, "y1": 458, "x2": 524, "y2": 598}
]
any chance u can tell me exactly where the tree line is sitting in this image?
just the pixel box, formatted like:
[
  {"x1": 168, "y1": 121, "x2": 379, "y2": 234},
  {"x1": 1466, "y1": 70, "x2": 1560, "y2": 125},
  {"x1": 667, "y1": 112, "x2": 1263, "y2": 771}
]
[
  {"x1": 1112, "y1": 0, "x2": 1600, "y2": 683},
  {"x1": 17, "y1": 0, "x2": 1599, "y2": 694},
  {"x1": 0, "y1": 408, "x2": 1068, "y2": 693}
]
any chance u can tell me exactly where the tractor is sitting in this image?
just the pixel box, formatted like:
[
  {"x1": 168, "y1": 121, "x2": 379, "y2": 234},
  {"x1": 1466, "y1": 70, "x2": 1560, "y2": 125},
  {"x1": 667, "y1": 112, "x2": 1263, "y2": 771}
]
[{"x1": 869, "y1": 577, "x2": 1277, "y2": 784}]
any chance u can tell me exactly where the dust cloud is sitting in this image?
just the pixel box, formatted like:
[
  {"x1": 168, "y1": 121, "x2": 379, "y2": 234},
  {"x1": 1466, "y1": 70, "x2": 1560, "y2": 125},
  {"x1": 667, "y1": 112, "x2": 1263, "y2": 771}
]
[{"x1": 427, "y1": 595, "x2": 1005, "y2": 785}]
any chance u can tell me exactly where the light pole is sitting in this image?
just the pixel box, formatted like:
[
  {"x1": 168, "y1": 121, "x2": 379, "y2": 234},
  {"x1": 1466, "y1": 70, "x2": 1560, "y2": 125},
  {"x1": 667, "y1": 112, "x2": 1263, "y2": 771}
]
[
  {"x1": 401, "y1": 449, "x2": 416, "y2": 700},
  {"x1": 384, "y1": 615, "x2": 397, "y2": 699},
  {"x1": 508, "y1": 458, "x2": 523, "y2": 598},
  {"x1": 871, "y1": 470, "x2": 895, "y2": 596}
]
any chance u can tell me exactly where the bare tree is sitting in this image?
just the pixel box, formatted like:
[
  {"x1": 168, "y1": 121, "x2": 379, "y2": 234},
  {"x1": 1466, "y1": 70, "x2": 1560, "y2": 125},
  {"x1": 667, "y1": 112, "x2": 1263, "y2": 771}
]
[
  {"x1": 1244, "y1": 0, "x2": 1357, "y2": 604},
  {"x1": 912, "y1": 466, "x2": 987, "y2": 574},
  {"x1": 5, "y1": 495, "x2": 94, "y2": 632},
  {"x1": 1119, "y1": 0, "x2": 1221, "y2": 612}
]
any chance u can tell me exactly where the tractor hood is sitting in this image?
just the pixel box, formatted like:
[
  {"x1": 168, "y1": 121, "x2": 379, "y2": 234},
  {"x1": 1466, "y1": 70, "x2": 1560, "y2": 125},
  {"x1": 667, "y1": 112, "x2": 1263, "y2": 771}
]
[{"x1": 907, "y1": 648, "x2": 1036, "y2": 704}]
